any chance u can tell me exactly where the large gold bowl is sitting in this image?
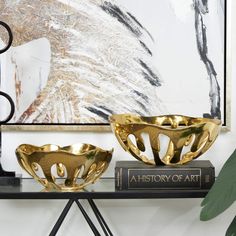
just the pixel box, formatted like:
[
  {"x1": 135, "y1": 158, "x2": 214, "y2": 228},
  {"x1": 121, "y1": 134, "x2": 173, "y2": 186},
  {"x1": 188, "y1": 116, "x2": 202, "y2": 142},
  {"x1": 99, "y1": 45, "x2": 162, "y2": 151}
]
[
  {"x1": 109, "y1": 114, "x2": 221, "y2": 165},
  {"x1": 15, "y1": 143, "x2": 113, "y2": 191}
]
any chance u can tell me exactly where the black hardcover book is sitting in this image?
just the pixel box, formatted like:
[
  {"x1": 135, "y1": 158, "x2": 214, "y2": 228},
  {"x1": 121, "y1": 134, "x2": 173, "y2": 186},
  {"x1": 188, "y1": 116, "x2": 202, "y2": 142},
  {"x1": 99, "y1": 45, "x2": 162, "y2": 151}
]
[{"x1": 115, "y1": 160, "x2": 215, "y2": 191}]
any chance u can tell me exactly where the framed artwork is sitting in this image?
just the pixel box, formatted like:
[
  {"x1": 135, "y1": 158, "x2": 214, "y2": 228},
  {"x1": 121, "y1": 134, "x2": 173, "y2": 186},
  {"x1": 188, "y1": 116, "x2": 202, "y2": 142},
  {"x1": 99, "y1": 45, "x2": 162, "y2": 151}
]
[{"x1": 0, "y1": 0, "x2": 228, "y2": 131}]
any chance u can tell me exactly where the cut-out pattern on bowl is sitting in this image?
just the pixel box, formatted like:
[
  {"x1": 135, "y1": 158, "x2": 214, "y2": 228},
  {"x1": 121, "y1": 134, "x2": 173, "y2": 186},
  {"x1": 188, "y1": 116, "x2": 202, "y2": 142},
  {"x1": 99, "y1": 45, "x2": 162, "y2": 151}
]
[
  {"x1": 109, "y1": 114, "x2": 221, "y2": 165},
  {"x1": 15, "y1": 143, "x2": 113, "y2": 191}
]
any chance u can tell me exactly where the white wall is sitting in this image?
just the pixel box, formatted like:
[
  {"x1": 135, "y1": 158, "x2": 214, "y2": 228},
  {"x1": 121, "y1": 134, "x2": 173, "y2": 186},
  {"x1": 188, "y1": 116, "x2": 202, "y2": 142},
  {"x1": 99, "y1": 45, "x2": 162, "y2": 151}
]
[{"x1": 1, "y1": 2, "x2": 236, "y2": 236}]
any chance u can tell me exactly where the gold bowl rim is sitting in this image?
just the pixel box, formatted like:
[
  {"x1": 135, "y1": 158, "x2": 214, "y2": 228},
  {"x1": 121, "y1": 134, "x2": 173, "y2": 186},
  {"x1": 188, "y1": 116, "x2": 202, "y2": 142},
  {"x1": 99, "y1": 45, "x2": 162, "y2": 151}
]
[
  {"x1": 16, "y1": 143, "x2": 114, "y2": 156},
  {"x1": 109, "y1": 113, "x2": 221, "y2": 130}
]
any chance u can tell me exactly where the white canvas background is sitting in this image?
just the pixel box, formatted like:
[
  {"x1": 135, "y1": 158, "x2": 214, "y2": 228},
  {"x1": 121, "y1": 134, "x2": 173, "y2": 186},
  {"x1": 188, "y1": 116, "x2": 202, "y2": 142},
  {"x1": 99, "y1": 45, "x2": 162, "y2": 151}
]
[{"x1": 118, "y1": 0, "x2": 225, "y2": 119}]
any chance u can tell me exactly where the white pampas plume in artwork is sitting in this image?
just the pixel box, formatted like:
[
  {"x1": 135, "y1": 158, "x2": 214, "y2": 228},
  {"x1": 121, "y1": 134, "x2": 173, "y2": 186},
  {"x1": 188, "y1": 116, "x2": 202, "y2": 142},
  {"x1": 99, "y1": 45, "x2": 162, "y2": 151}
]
[{"x1": 0, "y1": 0, "x2": 163, "y2": 123}]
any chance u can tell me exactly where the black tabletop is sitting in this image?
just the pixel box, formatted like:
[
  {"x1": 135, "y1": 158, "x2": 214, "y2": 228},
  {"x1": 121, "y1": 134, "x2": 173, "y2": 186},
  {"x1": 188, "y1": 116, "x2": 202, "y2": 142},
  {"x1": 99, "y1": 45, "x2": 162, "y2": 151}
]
[{"x1": 0, "y1": 178, "x2": 208, "y2": 199}]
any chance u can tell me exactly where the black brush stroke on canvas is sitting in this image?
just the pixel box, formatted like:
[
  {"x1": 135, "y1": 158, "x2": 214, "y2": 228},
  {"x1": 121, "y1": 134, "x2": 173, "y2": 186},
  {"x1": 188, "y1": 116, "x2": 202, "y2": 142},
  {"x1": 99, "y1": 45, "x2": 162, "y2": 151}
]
[
  {"x1": 101, "y1": 1, "x2": 153, "y2": 55},
  {"x1": 86, "y1": 107, "x2": 111, "y2": 121},
  {"x1": 139, "y1": 60, "x2": 161, "y2": 87},
  {"x1": 194, "y1": 0, "x2": 221, "y2": 119}
]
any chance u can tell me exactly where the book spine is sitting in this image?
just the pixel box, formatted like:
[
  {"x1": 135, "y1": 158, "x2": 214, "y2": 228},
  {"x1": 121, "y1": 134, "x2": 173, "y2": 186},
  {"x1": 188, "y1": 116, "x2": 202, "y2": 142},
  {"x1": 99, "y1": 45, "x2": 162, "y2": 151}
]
[{"x1": 115, "y1": 167, "x2": 215, "y2": 190}]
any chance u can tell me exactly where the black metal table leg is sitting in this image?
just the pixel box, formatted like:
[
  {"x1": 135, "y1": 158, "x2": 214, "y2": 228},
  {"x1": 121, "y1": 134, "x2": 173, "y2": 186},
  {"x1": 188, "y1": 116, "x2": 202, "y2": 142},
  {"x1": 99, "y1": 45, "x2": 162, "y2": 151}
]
[
  {"x1": 88, "y1": 199, "x2": 113, "y2": 236},
  {"x1": 49, "y1": 198, "x2": 113, "y2": 236},
  {"x1": 49, "y1": 199, "x2": 74, "y2": 236},
  {"x1": 75, "y1": 199, "x2": 101, "y2": 236}
]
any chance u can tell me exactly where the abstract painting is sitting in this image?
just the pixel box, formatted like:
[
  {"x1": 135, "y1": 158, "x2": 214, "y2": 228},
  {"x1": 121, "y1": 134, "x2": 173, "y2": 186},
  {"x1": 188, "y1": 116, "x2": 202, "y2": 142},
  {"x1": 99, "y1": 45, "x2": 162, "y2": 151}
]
[{"x1": 0, "y1": 0, "x2": 227, "y2": 129}]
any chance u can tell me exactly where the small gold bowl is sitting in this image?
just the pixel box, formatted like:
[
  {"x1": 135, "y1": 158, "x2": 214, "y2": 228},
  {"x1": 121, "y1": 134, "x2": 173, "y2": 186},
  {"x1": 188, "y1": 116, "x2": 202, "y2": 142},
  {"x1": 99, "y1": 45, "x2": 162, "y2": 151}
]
[
  {"x1": 15, "y1": 143, "x2": 113, "y2": 191},
  {"x1": 109, "y1": 114, "x2": 221, "y2": 165}
]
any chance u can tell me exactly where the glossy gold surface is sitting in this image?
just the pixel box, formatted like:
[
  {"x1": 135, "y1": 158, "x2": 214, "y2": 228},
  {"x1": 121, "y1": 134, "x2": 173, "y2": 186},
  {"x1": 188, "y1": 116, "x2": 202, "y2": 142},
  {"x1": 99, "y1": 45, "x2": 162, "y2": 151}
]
[
  {"x1": 110, "y1": 114, "x2": 221, "y2": 165},
  {"x1": 15, "y1": 143, "x2": 113, "y2": 191}
]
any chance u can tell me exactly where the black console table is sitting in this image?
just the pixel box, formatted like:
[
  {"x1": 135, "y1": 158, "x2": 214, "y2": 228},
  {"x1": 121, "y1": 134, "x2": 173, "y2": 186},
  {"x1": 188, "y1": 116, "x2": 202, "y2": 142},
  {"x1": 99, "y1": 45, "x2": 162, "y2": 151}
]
[{"x1": 0, "y1": 178, "x2": 208, "y2": 236}]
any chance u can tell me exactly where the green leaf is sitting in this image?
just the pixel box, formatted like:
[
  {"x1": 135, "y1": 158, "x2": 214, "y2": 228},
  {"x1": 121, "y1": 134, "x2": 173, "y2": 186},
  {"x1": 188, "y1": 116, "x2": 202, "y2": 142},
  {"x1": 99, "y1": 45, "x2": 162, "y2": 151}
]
[
  {"x1": 200, "y1": 148, "x2": 236, "y2": 221},
  {"x1": 226, "y1": 216, "x2": 236, "y2": 236}
]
